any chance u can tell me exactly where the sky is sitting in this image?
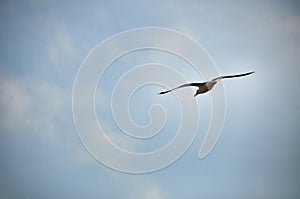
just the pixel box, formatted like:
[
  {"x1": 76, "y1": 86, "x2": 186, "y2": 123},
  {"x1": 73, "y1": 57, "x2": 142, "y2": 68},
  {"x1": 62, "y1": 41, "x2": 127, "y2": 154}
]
[{"x1": 0, "y1": 0, "x2": 300, "y2": 198}]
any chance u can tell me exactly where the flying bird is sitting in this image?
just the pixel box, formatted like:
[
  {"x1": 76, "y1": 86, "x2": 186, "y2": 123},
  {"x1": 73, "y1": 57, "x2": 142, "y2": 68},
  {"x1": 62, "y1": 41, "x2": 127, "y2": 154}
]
[{"x1": 158, "y1": 71, "x2": 254, "y2": 97}]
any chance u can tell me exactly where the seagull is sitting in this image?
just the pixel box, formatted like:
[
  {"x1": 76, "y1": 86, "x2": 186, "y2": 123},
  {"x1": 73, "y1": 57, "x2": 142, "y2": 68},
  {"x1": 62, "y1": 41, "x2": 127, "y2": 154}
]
[{"x1": 158, "y1": 71, "x2": 254, "y2": 97}]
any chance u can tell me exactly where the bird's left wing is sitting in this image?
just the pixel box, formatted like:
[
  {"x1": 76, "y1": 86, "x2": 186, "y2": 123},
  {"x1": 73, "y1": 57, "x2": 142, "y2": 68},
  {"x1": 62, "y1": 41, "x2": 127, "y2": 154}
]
[{"x1": 158, "y1": 82, "x2": 204, "y2": 95}]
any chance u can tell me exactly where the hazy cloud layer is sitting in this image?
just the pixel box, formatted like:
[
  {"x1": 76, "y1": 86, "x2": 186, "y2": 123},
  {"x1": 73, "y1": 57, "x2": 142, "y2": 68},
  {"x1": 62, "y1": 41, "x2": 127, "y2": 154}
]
[{"x1": 0, "y1": 0, "x2": 299, "y2": 198}]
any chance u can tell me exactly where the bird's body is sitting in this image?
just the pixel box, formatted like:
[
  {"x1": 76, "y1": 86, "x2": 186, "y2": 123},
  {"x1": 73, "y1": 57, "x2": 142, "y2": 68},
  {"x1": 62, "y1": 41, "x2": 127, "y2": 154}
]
[{"x1": 158, "y1": 71, "x2": 254, "y2": 97}]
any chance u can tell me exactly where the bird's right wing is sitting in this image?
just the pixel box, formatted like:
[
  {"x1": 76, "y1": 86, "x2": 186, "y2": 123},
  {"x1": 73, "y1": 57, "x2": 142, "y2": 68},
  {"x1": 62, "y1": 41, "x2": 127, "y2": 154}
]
[{"x1": 158, "y1": 83, "x2": 204, "y2": 95}]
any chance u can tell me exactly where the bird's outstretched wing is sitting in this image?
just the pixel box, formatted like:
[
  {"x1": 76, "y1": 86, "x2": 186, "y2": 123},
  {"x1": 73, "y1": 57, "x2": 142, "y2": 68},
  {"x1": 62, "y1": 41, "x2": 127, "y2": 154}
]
[
  {"x1": 211, "y1": 71, "x2": 254, "y2": 81},
  {"x1": 158, "y1": 83, "x2": 205, "y2": 95}
]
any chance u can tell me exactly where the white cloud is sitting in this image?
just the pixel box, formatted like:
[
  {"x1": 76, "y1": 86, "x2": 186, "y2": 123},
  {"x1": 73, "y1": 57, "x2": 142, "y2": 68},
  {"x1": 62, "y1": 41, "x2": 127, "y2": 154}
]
[
  {"x1": 129, "y1": 181, "x2": 170, "y2": 199},
  {"x1": 36, "y1": 14, "x2": 79, "y2": 81},
  {"x1": 43, "y1": 18, "x2": 77, "y2": 63},
  {"x1": 0, "y1": 74, "x2": 93, "y2": 166},
  {"x1": 0, "y1": 76, "x2": 32, "y2": 131}
]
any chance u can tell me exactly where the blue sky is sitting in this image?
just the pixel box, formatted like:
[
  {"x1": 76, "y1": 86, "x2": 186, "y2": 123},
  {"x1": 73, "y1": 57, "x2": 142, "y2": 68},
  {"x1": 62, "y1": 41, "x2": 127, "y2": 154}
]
[{"x1": 1, "y1": 0, "x2": 300, "y2": 198}]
